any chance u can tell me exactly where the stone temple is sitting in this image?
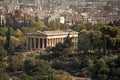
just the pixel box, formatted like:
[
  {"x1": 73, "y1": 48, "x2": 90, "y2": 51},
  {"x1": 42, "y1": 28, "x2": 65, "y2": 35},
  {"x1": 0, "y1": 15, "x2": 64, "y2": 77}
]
[{"x1": 26, "y1": 29, "x2": 78, "y2": 51}]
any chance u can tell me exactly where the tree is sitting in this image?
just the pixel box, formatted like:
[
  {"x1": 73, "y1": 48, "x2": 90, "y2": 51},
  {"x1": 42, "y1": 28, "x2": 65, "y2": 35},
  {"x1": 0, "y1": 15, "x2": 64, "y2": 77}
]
[
  {"x1": 100, "y1": 26, "x2": 119, "y2": 53},
  {"x1": 24, "y1": 59, "x2": 53, "y2": 80},
  {"x1": 63, "y1": 33, "x2": 74, "y2": 54},
  {"x1": 47, "y1": 20, "x2": 60, "y2": 30},
  {"x1": 0, "y1": 72, "x2": 9, "y2": 80},
  {"x1": 70, "y1": 22, "x2": 85, "y2": 32},
  {"x1": 51, "y1": 33, "x2": 74, "y2": 57},
  {"x1": 78, "y1": 29, "x2": 90, "y2": 53},
  {"x1": 0, "y1": 46, "x2": 9, "y2": 80},
  {"x1": 51, "y1": 42, "x2": 64, "y2": 57},
  {"x1": 35, "y1": 14, "x2": 39, "y2": 22},
  {"x1": 0, "y1": 36, "x2": 6, "y2": 46},
  {"x1": 4, "y1": 26, "x2": 11, "y2": 53},
  {"x1": 0, "y1": 46, "x2": 7, "y2": 61},
  {"x1": 7, "y1": 54, "x2": 24, "y2": 72},
  {"x1": 89, "y1": 31, "x2": 102, "y2": 53}
]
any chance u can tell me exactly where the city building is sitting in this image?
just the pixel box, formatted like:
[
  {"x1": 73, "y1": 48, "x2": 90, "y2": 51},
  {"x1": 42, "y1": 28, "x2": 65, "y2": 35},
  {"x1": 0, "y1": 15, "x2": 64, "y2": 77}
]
[
  {"x1": 60, "y1": 16, "x2": 65, "y2": 24},
  {"x1": 0, "y1": 14, "x2": 6, "y2": 27},
  {"x1": 26, "y1": 29, "x2": 78, "y2": 51}
]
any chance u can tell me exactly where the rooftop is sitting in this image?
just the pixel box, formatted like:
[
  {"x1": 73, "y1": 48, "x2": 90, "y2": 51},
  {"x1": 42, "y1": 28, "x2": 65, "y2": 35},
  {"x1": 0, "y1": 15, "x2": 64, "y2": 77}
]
[{"x1": 27, "y1": 29, "x2": 78, "y2": 36}]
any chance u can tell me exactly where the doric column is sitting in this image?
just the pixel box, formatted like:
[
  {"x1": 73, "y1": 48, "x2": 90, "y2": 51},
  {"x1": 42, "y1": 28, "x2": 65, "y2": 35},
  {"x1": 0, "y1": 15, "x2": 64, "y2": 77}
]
[
  {"x1": 48, "y1": 39, "x2": 50, "y2": 47},
  {"x1": 61, "y1": 38, "x2": 64, "y2": 43},
  {"x1": 46, "y1": 39, "x2": 49, "y2": 47},
  {"x1": 55, "y1": 38, "x2": 57, "y2": 46},
  {"x1": 55, "y1": 38, "x2": 57, "y2": 44},
  {"x1": 50, "y1": 38, "x2": 53, "y2": 47},
  {"x1": 59, "y1": 38, "x2": 61, "y2": 43},
  {"x1": 47, "y1": 39, "x2": 49, "y2": 47},
  {"x1": 72, "y1": 37, "x2": 74, "y2": 46},
  {"x1": 57, "y1": 38, "x2": 59, "y2": 43},
  {"x1": 74, "y1": 37, "x2": 77, "y2": 47},
  {"x1": 38, "y1": 38, "x2": 40, "y2": 49},
  {"x1": 76, "y1": 37, "x2": 78, "y2": 46},
  {"x1": 60, "y1": 38, "x2": 62, "y2": 43},
  {"x1": 50, "y1": 39, "x2": 52, "y2": 47},
  {"x1": 53, "y1": 38, "x2": 55, "y2": 46},
  {"x1": 42, "y1": 38, "x2": 44, "y2": 49},
  {"x1": 34, "y1": 38, "x2": 36, "y2": 50},
  {"x1": 40, "y1": 38, "x2": 42, "y2": 49},
  {"x1": 50, "y1": 38, "x2": 52, "y2": 47},
  {"x1": 26, "y1": 37, "x2": 29, "y2": 50},
  {"x1": 55, "y1": 38, "x2": 57, "y2": 45},
  {"x1": 52, "y1": 38, "x2": 54, "y2": 47},
  {"x1": 30, "y1": 38, "x2": 32, "y2": 51}
]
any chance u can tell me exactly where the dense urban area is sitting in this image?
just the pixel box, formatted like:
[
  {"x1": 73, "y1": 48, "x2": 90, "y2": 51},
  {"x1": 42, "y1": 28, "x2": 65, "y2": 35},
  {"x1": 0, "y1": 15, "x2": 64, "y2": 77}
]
[{"x1": 0, "y1": 0, "x2": 120, "y2": 80}]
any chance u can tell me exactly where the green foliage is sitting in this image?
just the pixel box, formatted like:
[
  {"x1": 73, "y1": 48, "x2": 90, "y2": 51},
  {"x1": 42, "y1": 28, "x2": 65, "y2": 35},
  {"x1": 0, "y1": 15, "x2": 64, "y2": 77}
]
[
  {"x1": 0, "y1": 46, "x2": 9, "y2": 80},
  {"x1": 47, "y1": 20, "x2": 69, "y2": 30},
  {"x1": 23, "y1": 59, "x2": 53, "y2": 80},
  {"x1": 78, "y1": 29, "x2": 90, "y2": 53},
  {"x1": 0, "y1": 46, "x2": 7, "y2": 60},
  {"x1": 24, "y1": 59, "x2": 51, "y2": 76},
  {"x1": 100, "y1": 26, "x2": 119, "y2": 37},
  {"x1": 70, "y1": 22, "x2": 86, "y2": 31},
  {"x1": 51, "y1": 42, "x2": 64, "y2": 57},
  {"x1": 30, "y1": 17, "x2": 48, "y2": 31},
  {"x1": 51, "y1": 33, "x2": 74, "y2": 57},
  {"x1": 63, "y1": 33, "x2": 73, "y2": 48},
  {"x1": 0, "y1": 72, "x2": 9, "y2": 80},
  {"x1": 0, "y1": 36, "x2": 6, "y2": 46},
  {"x1": 4, "y1": 27, "x2": 11, "y2": 53},
  {"x1": 7, "y1": 54, "x2": 24, "y2": 72},
  {"x1": 0, "y1": 27, "x2": 8, "y2": 36},
  {"x1": 100, "y1": 26, "x2": 120, "y2": 53}
]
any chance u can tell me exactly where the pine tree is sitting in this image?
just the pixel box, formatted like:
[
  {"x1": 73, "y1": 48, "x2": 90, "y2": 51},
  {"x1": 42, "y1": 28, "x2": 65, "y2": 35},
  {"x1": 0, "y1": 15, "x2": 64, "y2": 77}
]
[{"x1": 4, "y1": 26, "x2": 11, "y2": 54}]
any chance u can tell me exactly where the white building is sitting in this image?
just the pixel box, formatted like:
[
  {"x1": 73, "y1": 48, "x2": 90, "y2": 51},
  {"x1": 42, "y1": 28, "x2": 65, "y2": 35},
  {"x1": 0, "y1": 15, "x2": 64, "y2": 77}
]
[
  {"x1": 0, "y1": 15, "x2": 6, "y2": 26},
  {"x1": 60, "y1": 16, "x2": 65, "y2": 24}
]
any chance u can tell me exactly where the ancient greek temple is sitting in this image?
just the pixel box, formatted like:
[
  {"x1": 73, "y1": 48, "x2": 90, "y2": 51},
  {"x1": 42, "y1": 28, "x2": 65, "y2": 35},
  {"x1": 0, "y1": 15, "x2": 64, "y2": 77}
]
[{"x1": 26, "y1": 29, "x2": 78, "y2": 51}]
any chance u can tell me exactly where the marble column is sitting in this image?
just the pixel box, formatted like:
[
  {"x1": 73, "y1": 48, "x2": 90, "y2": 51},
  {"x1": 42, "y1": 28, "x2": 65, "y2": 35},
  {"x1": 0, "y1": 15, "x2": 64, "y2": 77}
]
[
  {"x1": 26, "y1": 37, "x2": 29, "y2": 50},
  {"x1": 47, "y1": 39, "x2": 50, "y2": 47},
  {"x1": 38, "y1": 38, "x2": 40, "y2": 49},
  {"x1": 53, "y1": 38, "x2": 55, "y2": 46},
  {"x1": 50, "y1": 39, "x2": 52, "y2": 47},
  {"x1": 73, "y1": 37, "x2": 74, "y2": 46},
  {"x1": 76, "y1": 37, "x2": 78, "y2": 46},
  {"x1": 51, "y1": 38, "x2": 53, "y2": 46},
  {"x1": 52, "y1": 38, "x2": 55, "y2": 46},
  {"x1": 74, "y1": 37, "x2": 77, "y2": 46},
  {"x1": 48, "y1": 39, "x2": 50, "y2": 47},
  {"x1": 30, "y1": 38, "x2": 32, "y2": 51},
  {"x1": 60, "y1": 38, "x2": 62, "y2": 43},
  {"x1": 52, "y1": 38, "x2": 54, "y2": 47},
  {"x1": 59, "y1": 38, "x2": 61, "y2": 43},
  {"x1": 42, "y1": 38, "x2": 44, "y2": 49},
  {"x1": 46, "y1": 39, "x2": 47, "y2": 47},
  {"x1": 55, "y1": 38, "x2": 57, "y2": 46},
  {"x1": 34, "y1": 38, "x2": 36, "y2": 50},
  {"x1": 61, "y1": 38, "x2": 64, "y2": 43}
]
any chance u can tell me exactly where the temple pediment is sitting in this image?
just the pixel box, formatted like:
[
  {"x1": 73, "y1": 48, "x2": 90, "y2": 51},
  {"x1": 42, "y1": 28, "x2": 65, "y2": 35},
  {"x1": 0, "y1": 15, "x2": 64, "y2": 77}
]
[{"x1": 32, "y1": 30, "x2": 47, "y2": 36}]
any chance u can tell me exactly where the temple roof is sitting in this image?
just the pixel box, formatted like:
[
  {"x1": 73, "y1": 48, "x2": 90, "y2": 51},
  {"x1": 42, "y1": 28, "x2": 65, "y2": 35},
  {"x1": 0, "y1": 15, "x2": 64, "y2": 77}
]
[{"x1": 27, "y1": 29, "x2": 78, "y2": 36}]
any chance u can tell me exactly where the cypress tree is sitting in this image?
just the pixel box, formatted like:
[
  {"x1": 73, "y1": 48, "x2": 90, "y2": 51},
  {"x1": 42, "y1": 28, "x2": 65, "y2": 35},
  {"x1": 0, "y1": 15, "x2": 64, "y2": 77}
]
[
  {"x1": 4, "y1": 26, "x2": 11, "y2": 54},
  {"x1": 103, "y1": 33, "x2": 107, "y2": 56}
]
